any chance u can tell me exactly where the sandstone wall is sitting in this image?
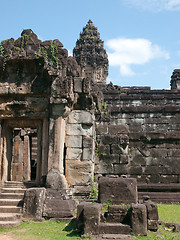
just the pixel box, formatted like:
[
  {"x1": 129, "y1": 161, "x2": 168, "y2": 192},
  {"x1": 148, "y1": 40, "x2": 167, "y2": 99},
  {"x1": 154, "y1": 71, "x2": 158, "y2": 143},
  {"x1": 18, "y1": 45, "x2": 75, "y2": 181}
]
[
  {"x1": 65, "y1": 110, "x2": 96, "y2": 193},
  {"x1": 95, "y1": 86, "x2": 180, "y2": 184}
]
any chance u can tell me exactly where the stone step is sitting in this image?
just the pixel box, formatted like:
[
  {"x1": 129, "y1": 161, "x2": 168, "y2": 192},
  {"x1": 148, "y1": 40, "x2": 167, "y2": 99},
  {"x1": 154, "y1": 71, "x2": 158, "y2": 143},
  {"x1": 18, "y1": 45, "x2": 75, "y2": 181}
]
[
  {"x1": 4, "y1": 181, "x2": 26, "y2": 188},
  {"x1": 1, "y1": 188, "x2": 26, "y2": 194},
  {"x1": 0, "y1": 199, "x2": 23, "y2": 207},
  {"x1": 0, "y1": 193, "x2": 24, "y2": 199},
  {"x1": 99, "y1": 223, "x2": 131, "y2": 235},
  {"x1": 138, "y1": 183, "x2": 180, "y2": 192},
  {"x1": 0, "y1": 220, "x2": 21, "y2": 228},
  {"x1": 138, "y1": 192, "x2": 180, "y2": 203},
  {"x1": 0, "y1": 206, "x2": 22, "y2": 214},
  {"x1": 0, "y1": 213, "x2": 21, "y2": 221}
]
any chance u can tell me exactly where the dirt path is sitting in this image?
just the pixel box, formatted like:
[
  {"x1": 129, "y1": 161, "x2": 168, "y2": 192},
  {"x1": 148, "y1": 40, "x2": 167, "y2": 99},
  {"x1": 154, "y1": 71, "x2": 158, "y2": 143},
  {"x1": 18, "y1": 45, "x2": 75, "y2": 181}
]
[{"x1": 0, "y1": 234, "x2": 15, "y2": 240}]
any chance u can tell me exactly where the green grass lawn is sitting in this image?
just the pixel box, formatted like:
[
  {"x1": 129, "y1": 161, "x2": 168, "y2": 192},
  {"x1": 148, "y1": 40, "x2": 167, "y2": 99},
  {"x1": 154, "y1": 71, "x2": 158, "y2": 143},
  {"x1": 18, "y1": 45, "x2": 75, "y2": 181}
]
[{"x1": 0, "y1": 204, "x2": 179, "y2": 240}]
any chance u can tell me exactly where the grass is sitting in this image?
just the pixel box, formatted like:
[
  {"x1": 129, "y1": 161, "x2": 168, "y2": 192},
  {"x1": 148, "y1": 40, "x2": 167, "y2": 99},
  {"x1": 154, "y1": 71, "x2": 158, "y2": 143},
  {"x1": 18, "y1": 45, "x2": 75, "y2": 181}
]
[
  {"x1": 0, "y1": 204, "x2": 179, "y2": 239},
  {"x1": 0, "y1": 219, "x2": 82, "y2": 240}
]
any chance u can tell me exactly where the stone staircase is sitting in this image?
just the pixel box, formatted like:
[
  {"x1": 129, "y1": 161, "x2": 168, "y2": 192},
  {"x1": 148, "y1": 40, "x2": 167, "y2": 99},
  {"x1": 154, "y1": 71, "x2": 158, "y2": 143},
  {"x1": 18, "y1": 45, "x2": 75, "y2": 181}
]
[
  {"x1": 138, "y1": 183, "x2": 180, "y2": 203},
  {"x1": 0, "y1": 181, "x2": 26, "y2": 228}
]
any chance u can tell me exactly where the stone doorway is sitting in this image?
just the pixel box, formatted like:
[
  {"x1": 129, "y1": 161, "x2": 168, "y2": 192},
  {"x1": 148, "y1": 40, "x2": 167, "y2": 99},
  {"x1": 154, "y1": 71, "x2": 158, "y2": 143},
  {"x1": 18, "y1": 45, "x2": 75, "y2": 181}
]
[
  {"x1": 11, "y1": 128, "x2": 38, "y2": 182},
  {"x1": 0, "y1": 119, "x2": 44, "y2": 185}
]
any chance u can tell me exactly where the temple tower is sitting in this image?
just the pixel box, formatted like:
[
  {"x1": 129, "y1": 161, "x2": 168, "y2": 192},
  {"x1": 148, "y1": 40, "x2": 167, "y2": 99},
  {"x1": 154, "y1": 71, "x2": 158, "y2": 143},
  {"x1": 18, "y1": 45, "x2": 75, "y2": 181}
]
[
  {"x1": 171, "y1": 69, "x2": 180, "y2": 89},
  {"x1": 73, "y1": 20, "x2": 108, "y2": 84}
]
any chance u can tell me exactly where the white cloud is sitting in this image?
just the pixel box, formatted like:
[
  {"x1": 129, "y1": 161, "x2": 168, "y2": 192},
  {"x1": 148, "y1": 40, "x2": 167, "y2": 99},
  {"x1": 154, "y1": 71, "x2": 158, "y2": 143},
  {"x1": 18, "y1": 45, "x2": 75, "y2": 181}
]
[
  {"x1": 124, "y1": 0, "x2": 180, "y2": 11},
  {"x1": 106, "y1": 37, "x2": 170, "y2": 76},
  {"x1": 68, "y1": 49, "x2": 73, "y2": 57}
]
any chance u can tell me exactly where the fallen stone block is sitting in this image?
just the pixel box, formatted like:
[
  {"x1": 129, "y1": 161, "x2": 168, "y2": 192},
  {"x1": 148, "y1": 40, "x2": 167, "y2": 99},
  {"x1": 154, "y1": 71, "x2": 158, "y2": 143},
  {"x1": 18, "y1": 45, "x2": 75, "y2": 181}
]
[
  {"x1": 131, "y1": 204, "x2": 147, "y2": 236},
  {"x1": 99, "y1": 223, "x2": 131, "y2": 235},
  {"x1": 98, "y1": 177, "x2": 138, "y2": 204}
]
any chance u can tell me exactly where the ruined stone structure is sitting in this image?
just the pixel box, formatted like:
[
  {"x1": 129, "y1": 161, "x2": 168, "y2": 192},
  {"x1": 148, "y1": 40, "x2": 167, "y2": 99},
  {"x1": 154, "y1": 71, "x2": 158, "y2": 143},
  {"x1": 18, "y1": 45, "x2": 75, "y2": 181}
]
[{"x1": 0, "y1": 21, "x2": 180, "y2": 207}]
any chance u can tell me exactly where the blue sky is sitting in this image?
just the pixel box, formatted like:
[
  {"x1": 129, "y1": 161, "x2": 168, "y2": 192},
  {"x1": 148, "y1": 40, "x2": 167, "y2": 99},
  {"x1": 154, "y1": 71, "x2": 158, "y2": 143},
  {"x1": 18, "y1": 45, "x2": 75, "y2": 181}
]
[{"x1": 1, "y1": 0, "x2": 180, "y2": 89}]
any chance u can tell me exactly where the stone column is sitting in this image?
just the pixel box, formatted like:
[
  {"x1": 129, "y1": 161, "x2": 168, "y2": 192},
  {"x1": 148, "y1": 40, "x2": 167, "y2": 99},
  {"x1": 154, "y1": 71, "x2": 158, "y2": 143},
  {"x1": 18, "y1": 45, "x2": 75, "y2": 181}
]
[
  {"x1": 11, "y1": 133, "x2": 24, "y2": 181},
  {"x1": 36, "y1": 122, "x2": 42, "y2": 184},
  {"x1": 23, "y1": 135, "x2": 31, "y2": 181},
  {"x1": 41, "y1": 118, "x2": 49, "y2": 180},
  {"x1": 47, "y1": 104, "x2": 68, "y2": 189}
]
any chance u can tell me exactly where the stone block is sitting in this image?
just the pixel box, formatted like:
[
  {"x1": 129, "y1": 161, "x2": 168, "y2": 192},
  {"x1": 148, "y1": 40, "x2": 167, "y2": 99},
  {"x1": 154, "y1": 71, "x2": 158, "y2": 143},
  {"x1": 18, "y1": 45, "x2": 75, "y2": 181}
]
[
  {"x1": 43, "y1": 196, "x2": 76, "y2": 218},
  {"x1": 82, "y1": 136, "x2": 93, "y2": 148},
  {"x1": 66, "y1": 123, "x2": 93, "y2": 136},
  {"x1": 23, "y1": 188, "x2": 46, "y2": 220},
  {"x1": 46, "y1": 168, "x2": 67, "y2": 190},
  {"x1": 105, "y1": 205, "x2": 128, "y2": 223},
  {"x1": 82, "y1": 148, "x2": 93, "y2": 161},
  {"x1": 101, "y1": 135, "x2": 119, "y2": 145},
  {"x1": 52, "y1": 104, "x2": 65, "y2": 116},
  {"x1": 108, "y1": 125, "x2": 129, "y2": 135},
  {"x1": 84, "y1": 204, "x2": 101, "y2": 235},
  {"x1": 77, "y1": 202, "x2": 92, "y2": 230},
  {"x1": 128, "y1": 166, "x2": 143, "y2": 175},
  {"x1": 96, "y1": 124, "x2": 108, "y2": 135},
  {"x1": 131, "y1": 204, "x2": 147, "y2": 236},
  {"x1": 113, "y1": 164, "x2": 128, "y2": 175},
  {"x1": 66, "y1": 160, "x2": 93, "y2": 186},
  {"x1": 74, "y1": 77, "x2": 82, "y2": 93},
  {"x1": 11, "y1": 163, "x2": 23, "y2": 181},
  {"x1": 98, "y1": 177, "x2": 138, "y2": 204},
  {"x1": 148, "y1": 220, "x2": 159, "y2": 232},
  {"x1": 68, "y1": 110, "x2": 94, "y2": 124},
  {"x1": 66, "y1": 147, "x2": 82, "y2": 160},
  {"x1": 66, "y1": 135, "x2": 82, "y2": 148},
  {"x1": 144, "y1": 201, "x2": 159, "y2": 221},
  {"x1": 99, "y1": 223, "x2": 131, "y2": 235}
]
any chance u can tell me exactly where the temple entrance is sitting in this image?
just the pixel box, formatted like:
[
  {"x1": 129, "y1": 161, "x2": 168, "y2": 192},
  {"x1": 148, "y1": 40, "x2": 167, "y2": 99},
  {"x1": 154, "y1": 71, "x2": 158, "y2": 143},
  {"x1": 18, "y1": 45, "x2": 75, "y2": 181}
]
[
  {"x1": 0, "y1": 119, "x2": 44, "y2": 184},
  {"x1": 11, "y1": 128, "x2": 38, "y2": 182}
]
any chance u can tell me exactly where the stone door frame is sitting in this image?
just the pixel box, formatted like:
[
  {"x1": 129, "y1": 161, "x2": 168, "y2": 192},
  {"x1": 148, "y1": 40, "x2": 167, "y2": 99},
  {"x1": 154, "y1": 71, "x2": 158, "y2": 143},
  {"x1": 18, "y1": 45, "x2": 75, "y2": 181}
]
[{"x1": 0, "y1": 118, "x2": 48, "y2": 185}]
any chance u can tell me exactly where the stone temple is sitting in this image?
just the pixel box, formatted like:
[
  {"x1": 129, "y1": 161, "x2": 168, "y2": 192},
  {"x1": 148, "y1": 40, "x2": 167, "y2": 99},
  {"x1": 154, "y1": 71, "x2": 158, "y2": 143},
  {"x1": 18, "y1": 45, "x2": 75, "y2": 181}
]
[{"x1": 0, "y1": 21, "x2": 179, "y2": 225}]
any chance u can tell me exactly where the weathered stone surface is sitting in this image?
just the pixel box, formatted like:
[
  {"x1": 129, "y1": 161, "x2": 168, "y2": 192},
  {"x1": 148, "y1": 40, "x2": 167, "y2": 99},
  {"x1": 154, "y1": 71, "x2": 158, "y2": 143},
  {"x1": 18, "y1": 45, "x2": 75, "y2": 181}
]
[
  {"x1": 66, "y1": 160, "x2": 93, "y2": 186},
  {"x1": 82, "y1": 148, "x2": 93, "y2": 161},
  {"x1": 66, "y1": 135, "x2": 82, "y2": 148},
  {"x1": 43, "y1": 189, "x2": 76, "y2": 218},
  {"x1": 66, "y1": 147, "x2": 82, "y2": 160},
  {"x1": 148, "y1": 220, "x2": 159, "y2": 232},
  {"x1": 68, "y1": 110, "x2": 94, "y2": 124},
  {"x1": 82, "y1": 136, "x2": 93, "y2": 148},
  {"x1": 105, "y1": 205, "x2": 128, "y2": 223},
  {"x1": 98, "y1": 177, "x2": 138, "y2": 204},
  {"x1": 99, "y1": 223, "x2": 131, "y2": 235},
  {"x1": 74, "y1": 77, "x2": 83, "y2": 93},
  {"x1": 66, "y1": 123, "x2": 93, "y2": 136},
  {"x1": 46, "y1": 168, "x2": 67, "y2": 190},
  {"x1": 77, "y1": 202, "x2": 92, "y2": 230},
  {"x1": 131, "y1": 204, "x2": 147, "y2": 236},
  {"x1": 23, "y1": 188, "x2": 46, "y2": 220},
  {"x1": 83, "y1": 204, "x2": 101, "y2": 235}
]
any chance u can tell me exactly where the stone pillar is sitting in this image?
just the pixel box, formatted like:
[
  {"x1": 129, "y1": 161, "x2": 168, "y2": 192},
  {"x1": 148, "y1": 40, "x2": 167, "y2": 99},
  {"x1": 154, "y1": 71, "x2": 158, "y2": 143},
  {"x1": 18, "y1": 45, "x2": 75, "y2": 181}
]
[
  {"x1": 23, "y1": 135, "x2": 31, "y2": 181},
  {"x1": 48, "y1": 116, "x2": 66, "y2": 172},
  {"x1": 47, "y1": 104, "x2": 68, "y2": 189},
  {"x1": 36, "y1": 122, "x2": 42, "y2": 184},
  {"x1": 11, "y1": 133, "x2": 24, "y2": 181},
  {"x1": 1, "y1": 123, "x2": 12, "y2": 183},
  {"x1": 41, "y1": 118, "x2": 49, "y2": 181}
]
